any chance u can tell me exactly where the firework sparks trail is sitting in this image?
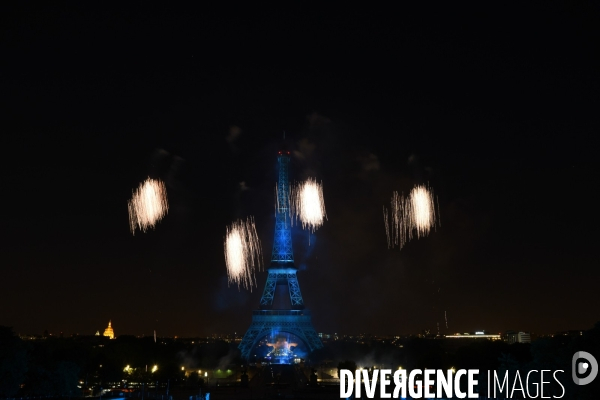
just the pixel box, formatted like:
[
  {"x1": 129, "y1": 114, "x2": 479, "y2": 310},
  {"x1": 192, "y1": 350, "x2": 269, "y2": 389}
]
[
  {"x1": 445, "y1": 311, "x2": 448, "y2": 329},
  {"x1": 383, "y1": 207, "x2": 390, "y2": 248},
  {"x1": 290, "y1": 178, "x2": 327, "y2": 233},
  {"x1": 128, "y1": 178, "x2": 169, "y2": 235},
  {"x1": 383, "y1": 184, "x2": 439, "y2": 249},
  {"x1": 224, "y1": 217, "x2": 263, "y2": 291}
]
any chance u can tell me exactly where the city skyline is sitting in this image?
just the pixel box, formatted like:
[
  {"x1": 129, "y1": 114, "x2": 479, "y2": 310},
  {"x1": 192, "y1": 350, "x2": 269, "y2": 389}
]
[
  {"x1": 12, "y1": 328, "x2": 570, "y2": 341},
  {"x1": 2, "y1": 4, "x2": 598, "y2": 339},
  {"x1": 11, "y1": 317, "x2": 585, "y2": 339}
]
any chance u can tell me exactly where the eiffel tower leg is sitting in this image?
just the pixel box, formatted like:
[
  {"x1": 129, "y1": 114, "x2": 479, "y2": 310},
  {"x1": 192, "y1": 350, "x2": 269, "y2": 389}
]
[
  {"x1": 301, "y1": 325, "x2": 323, "y2": 351},
  {"x1": 239, "y1": 319, "x2": 265, "y2": 360},
  {"x1": 287, "y1": 271, "x2": 304, "y2": 307},
  {"x1": 259, "y1": 271, "x2": 277, "y2": 308}
]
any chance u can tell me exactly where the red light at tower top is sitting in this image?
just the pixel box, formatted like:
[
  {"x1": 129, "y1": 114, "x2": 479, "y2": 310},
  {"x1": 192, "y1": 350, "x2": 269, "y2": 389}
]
[{"x1": 277, "y1": 151, "x2": 291, "y2": 155}]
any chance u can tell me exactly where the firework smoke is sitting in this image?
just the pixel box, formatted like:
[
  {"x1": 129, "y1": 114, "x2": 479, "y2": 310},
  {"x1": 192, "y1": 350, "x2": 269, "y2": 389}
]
[
  {"x1": 128, "y1": 178, "x2": 169, "y2": 235},
  {"x1": 224, "y1": 217, "x2": 263, "y2": 291},
  {"x1": 384, "y1": 184, "x2": 438, "y2": 249},
  {"x1": 290, "y1": 178, "x2": 327, "y2": 233}
]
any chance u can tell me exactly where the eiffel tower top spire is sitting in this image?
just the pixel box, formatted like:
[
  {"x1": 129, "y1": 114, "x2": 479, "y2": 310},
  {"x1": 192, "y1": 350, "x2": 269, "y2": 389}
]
[{"x1": 271, "y1": 151, "x2": 294, "y2": 267}]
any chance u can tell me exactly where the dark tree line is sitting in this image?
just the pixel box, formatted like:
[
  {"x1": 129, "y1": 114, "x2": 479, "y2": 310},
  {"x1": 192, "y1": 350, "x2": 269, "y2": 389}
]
[{"x1": 0, "y1": 327, "x2": 239, "y2": 398}]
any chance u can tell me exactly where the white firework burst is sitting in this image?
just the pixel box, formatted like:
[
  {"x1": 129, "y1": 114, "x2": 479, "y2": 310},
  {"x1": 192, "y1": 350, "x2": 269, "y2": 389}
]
[
  {"x1": 224, "y1": 217, "x2": 263, "y2": 290},
  {"x1": 290, "y1": 178, "x2": 327, "y2": 233},
  {"x1": 128, "y1": 178, "x2": 169, "y2": 235},
  {"x1": 384, "y1": 184, "x2": 439, "y2": 249}
]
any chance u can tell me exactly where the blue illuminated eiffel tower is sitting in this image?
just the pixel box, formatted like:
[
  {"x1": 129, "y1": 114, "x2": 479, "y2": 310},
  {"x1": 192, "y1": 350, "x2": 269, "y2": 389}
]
[{"x1": 238, "y1": 151, "x2": 323, "y2": 360}]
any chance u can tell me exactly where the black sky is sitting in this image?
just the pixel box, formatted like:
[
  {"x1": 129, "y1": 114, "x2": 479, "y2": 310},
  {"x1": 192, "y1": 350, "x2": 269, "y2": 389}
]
[{"x1": 1, "y1": 4, "x2": 599, "y2": 338}]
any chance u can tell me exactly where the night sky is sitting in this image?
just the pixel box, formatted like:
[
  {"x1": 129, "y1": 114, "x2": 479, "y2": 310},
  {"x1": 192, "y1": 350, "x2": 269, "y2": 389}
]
[{"x1": 2, "y1": 4, "x2": 598, "y2": 338}]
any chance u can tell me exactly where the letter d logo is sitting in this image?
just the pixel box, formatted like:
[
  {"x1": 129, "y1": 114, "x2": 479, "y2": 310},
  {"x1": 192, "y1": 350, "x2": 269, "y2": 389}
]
[{"x1": 572, "y1": 351, "x2": 598, "y2": 385}]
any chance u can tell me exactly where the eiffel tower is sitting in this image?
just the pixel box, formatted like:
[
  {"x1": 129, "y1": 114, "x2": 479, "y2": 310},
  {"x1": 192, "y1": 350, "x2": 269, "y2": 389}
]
[{"x1": 238, "y1": 150, "x2": 323, "y2": 361}]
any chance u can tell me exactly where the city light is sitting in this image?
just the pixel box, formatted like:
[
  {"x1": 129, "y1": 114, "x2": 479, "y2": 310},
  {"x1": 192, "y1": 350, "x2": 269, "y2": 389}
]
[{"x1": 151, "y1": 365, "x2": 158, "y2": 373}]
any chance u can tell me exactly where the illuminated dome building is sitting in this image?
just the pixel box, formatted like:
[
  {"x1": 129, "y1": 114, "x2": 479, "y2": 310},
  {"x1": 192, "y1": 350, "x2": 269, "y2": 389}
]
[{"x1": 103, "y1": 320, "x2": 115, "y2": 339}]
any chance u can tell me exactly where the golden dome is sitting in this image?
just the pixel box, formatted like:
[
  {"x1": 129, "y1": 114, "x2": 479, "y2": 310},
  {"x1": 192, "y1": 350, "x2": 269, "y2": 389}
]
[{"x1": 103, "y1": 320, "x2": 115, "y2": 339}]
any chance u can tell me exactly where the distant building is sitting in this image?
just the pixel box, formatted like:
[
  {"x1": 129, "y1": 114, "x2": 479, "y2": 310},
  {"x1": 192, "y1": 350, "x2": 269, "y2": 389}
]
[
  {"x1": 506, "y1": 331, "x2": 531, "y2": 344},
  {"x1": 444, "y1": 331, "x2": 502, "y2": 341},
  {"x1": 441, "y1": 331, "x2": 502, "y2": 353},
  {"x1": 103, "y1": 321, "x2": 115, "y2": 339}
]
